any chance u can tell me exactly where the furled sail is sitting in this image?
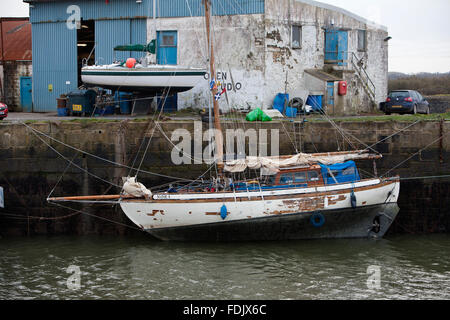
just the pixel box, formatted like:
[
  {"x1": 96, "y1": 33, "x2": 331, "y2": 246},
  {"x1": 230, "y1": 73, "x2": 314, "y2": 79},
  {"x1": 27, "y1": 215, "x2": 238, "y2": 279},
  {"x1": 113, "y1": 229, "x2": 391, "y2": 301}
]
[
  {"x1": 122, "y1": 177, "x2": 152, "y2": 199},
  {"x1": 224, "y1": 151, "x2": 381, "y2": 174}
]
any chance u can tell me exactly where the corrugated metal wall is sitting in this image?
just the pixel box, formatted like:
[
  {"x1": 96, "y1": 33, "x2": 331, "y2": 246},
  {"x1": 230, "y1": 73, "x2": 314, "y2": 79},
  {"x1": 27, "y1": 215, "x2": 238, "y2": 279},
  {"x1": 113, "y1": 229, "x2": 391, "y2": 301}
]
[
  {"x1": 30, "y1": 0, "x2": 152, "y2": 24},
  {"x1": 156, "y1": 0, "x2": 265, "y2": 17},
  {"x1": 32, "y1": 22, "x2": 77, "y2": 112},
  {"x1": 95, "y1": 19, "x2": 147, "y2": 64},
  {"x1": 30, "y1": 0, "x2": 264, "y2": 23},
  {"x1": 30, "y1": 0, "x2": 265, "y2": 111}
]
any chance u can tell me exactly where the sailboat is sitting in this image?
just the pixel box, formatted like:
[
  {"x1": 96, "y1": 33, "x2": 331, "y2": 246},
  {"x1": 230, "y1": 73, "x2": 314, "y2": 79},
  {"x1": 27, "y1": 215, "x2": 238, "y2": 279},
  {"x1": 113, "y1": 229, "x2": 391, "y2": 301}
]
[
  {"x1": 81, "y1": 63, "x2": 207, "y2": 95},
  {"x1": 49, "y1": 0, "x2": 400, "y2": 241},
  {"x1": 81, "y1": 33, "x2": 206, "y2": 95}
]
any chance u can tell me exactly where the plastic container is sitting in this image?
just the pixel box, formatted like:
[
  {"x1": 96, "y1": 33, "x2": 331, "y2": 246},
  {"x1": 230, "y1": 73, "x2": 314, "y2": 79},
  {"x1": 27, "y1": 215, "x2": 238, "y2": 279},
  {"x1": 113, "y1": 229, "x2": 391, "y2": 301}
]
[
  {"x1": 285, "y1": 107, "x2": 298, "y2": 118},
  {"x1": 306, "y1": 95, "x2": 323, "y2": 111},
  {"x1": 272, "y1": 93, "x2": 289, "y2": 114},
  {"x1": 67, "y1": 90, "x2": 97, "y2": 116},
  {"x1": 115, "y1": 92, "x2": 132, "y2": 115},
  {"x1": 57, "y1": 107, "x2": 68, "y2": 116}
]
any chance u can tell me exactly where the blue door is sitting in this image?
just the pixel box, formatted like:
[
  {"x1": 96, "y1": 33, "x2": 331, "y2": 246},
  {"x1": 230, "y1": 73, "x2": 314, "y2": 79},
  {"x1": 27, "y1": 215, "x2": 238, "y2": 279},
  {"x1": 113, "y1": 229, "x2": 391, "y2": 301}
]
[
  {"x1": 157, "y1": 31, "x2": 178, "y2": 112},
  {"x1": 20, "y1": 77, "x2": 33, "y2": 112},
  {"x1": 325, "y1": 30, "x2": 348, "y2": 66},
  {"x1": 157, "y1": 31, "x2": 177, "y2": 65},
  {"x1": 327, "y1": 82, "x2": 335, "y2": 111}
]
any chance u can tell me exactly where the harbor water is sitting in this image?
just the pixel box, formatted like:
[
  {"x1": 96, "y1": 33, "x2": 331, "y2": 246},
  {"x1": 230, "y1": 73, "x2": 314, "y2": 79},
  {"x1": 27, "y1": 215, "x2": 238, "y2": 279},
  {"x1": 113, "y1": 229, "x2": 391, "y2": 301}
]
[{"x1": 0, "y1": 234, "x2": 449, "y2": 300}]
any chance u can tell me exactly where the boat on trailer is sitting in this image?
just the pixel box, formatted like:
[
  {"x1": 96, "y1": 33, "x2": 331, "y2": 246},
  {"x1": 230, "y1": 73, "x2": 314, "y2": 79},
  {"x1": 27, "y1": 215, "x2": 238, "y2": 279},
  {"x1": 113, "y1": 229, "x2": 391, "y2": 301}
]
[{"x1": 81, "y1": 64, "x2": 207, "y2": 95}]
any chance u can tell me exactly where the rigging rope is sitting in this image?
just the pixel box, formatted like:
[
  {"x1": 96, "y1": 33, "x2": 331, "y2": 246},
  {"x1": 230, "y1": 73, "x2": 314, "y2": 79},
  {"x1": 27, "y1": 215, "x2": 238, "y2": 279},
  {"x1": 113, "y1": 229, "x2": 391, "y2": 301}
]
[{"x1": 21, "y1": 122, "x2": 197, "y2": 182}]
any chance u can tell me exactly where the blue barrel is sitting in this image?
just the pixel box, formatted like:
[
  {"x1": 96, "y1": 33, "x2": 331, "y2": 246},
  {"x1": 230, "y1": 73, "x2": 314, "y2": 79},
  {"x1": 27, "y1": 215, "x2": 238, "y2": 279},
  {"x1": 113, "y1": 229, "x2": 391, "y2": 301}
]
[
  {"x1": 273, "y1": 93, "x2": 289, "y2": 114},
  {"x1": 285, "y1": 107, "x2": 298, "y2": 118},
  {"x1": 117, "y1": 92, "x2": 132, "y2": 115},
  {"x1": 157, "y1": 94, "x2": 178, "y2": 113}
]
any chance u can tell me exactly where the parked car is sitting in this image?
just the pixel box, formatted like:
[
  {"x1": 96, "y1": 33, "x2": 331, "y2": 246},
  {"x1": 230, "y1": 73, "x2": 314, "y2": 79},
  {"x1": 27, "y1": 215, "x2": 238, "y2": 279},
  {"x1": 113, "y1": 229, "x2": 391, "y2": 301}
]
[
  {"x1": 0, "y1": 103, "x2": 8, "y2": 120},
  {"x1": 384, "y1": 90, "x2": 430, "y2": 115}
]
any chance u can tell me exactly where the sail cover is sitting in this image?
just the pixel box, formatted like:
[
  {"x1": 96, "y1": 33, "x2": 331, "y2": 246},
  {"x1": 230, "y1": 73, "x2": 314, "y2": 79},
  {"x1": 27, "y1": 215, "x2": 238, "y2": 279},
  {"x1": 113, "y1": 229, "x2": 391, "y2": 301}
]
[
  {"x1": 224, "y1": 151, "x2": 381, "y2": 175},
  {"x1": 122, "y1": 177, "x2": 152, "y2": 199}
]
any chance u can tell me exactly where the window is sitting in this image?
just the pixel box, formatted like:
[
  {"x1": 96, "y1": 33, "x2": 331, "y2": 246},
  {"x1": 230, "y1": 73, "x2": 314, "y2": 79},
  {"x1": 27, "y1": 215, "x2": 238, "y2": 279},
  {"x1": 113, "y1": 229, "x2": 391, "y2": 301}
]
[
  {"x1": 389, "y1": 91, "x2": 409, "y2": 99},
  {"x1": 280, "y1": 174, "x2": 294, "y2": 185},
  {"x1": 292, "y1": 25, "x2": 302, "y2": 49},
  {"x1": 358, "y1": 30, "x2": 366, "y2": 52},
  {"x1": 266, "y1": 175, "x2": 276, "y2": 185},
  {"x1": 162, "y1": 35, "x2": 176, "y2": 47},
  {"x1": 416, "y1": 92, "x2": 424, "y2": 101},
  {"x1": 294, "y1": 172, "x2": 307, "y2": 183},
  {"x1": 342, "y1": 167, "x2": 356, "y2": 176},
  {"x1": 308, "y1": 171, "x2": 320, "y2": 182}
]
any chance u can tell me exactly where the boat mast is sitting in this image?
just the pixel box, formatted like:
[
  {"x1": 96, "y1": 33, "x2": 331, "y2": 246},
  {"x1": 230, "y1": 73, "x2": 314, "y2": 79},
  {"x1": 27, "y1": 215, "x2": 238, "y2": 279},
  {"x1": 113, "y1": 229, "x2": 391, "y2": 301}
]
[{"x1": 203, "y1": 0, "x2": 224, "y2": 176}]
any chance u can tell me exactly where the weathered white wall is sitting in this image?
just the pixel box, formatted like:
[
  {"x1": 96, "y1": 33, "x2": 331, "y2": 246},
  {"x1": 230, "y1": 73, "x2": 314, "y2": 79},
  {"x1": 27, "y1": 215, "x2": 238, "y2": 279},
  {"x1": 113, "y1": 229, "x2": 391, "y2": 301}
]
[
  {"x1": 147, "y1": 14, "x2": 267, "y2": 111},
  {"x1": 264, "y1": 0, "x2": 389, "y2": 114},
  {"x1": 146, "y1": 0, "x2": 388, "y2": 115}
]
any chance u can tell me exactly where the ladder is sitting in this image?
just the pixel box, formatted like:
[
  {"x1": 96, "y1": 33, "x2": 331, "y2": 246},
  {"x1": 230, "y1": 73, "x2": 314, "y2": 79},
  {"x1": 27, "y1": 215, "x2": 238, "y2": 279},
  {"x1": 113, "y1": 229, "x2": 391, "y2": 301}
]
[{"x1": 350, "y1": 52, "x2": 376, "y2": 105}]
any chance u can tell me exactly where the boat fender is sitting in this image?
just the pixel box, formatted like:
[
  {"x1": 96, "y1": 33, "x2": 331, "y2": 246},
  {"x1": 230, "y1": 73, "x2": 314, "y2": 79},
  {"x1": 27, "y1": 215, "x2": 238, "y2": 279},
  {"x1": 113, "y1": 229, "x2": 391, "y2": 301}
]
[
  {"x1": 220, "y1": 205, "x2": 228, "y2": 220},
  {"x1": 310, "y1": 212, "x2": 325, "y2": 228},
  {"x1": 371, "y1": 216, "x2": 381, "y2": 234},
  {"x1": 350, "y1": 190, "x2": 357, "y2": 209}
]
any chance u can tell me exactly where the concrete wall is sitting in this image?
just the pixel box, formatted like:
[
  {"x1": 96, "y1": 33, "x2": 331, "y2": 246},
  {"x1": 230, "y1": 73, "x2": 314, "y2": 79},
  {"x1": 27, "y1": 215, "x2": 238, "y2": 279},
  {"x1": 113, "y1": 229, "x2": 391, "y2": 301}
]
[
  {"x1": 148, "y1": 0, "x2": 388, "y2": 115},
  {"x1": 0, "y1": 119, "x2": 448, "y2": 236},
  {"x1": 148, "y1": 14, "x2": 267, "y2": 111},
  {"x1": 2, "y1": 61, "x2": 32, "y2": 111},
  {"x1": 264, "y1": 0, "x2": 388, "y2": 114}
]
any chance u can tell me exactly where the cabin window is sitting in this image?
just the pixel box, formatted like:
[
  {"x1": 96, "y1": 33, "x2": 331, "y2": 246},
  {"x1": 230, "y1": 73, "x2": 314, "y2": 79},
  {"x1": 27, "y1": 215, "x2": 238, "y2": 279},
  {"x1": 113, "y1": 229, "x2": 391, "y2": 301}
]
[
  {"x1": 292, "y1": 25, "x2": 302, "y2": 49},
  {"x1": 266, "y1": 175, "x2": 276, "y2": 185},
  {"x1": 342, "y1": 167, "x2": 356, "y2": 176},
  {"x1": 280, "y1": 174, "x2": 294, "y2": 185},
  {"x1": 358, "y1": 30, "x2": 366, "y2": 52},
  {"x1": 308, "y1": 171, "x2": 320, "y2": 182},
  {"x1": 294, "y1": 172, "x2": 307, "y2": 183}
]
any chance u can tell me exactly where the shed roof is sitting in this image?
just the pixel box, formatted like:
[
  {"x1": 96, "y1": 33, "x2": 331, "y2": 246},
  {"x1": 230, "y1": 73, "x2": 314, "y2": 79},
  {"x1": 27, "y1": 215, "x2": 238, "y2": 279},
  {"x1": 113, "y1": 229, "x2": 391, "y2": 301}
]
[
  {"x1": 304, "y1": 69, "x2": 342, "y2": 82},
  {"x1": 0, "y1": 18, "x2": 32, "y2": 61}
]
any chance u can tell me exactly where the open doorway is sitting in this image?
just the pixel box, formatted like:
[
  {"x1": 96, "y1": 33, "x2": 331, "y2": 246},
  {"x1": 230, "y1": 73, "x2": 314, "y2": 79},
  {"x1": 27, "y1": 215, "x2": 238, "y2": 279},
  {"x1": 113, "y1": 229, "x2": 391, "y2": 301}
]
[{"x1": 77, "y1": 20, "x2": 95, "y2": 87}]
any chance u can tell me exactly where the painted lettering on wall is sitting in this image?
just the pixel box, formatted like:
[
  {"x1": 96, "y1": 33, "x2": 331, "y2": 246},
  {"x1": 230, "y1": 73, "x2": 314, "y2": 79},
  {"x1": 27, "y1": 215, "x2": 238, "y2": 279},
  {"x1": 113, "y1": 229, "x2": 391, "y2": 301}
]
[{"x1": 204, "y1": 71, "x2": 242, "y2": 91}]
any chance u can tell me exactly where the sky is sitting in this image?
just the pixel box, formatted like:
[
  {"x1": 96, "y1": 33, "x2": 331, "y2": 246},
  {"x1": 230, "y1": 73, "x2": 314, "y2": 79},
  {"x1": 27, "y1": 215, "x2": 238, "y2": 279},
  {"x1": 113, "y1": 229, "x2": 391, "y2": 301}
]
[{"x1": 1, "y1": 0, "x2": 450, "y2": 74}]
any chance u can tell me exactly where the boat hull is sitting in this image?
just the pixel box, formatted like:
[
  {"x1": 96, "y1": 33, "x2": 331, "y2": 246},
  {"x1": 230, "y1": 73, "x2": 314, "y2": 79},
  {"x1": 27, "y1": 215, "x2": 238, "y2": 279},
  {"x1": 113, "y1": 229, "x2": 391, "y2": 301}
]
[
  {"x1": 81, "y1": 68, "x2": 206, "y2": 94},
  {"x1": 120, "y1": 178, "x2": 400, "y2": 242},
  {"x1": 145, "y1": 203, "x2": 399, "y2": 241}
]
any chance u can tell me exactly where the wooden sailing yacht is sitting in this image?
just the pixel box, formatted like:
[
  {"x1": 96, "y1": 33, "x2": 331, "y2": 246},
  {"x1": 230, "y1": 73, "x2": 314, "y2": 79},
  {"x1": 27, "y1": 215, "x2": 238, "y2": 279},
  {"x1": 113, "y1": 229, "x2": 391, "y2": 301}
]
[{"x1": 49, "y1": 0, "x2": 400, "y2": 241}]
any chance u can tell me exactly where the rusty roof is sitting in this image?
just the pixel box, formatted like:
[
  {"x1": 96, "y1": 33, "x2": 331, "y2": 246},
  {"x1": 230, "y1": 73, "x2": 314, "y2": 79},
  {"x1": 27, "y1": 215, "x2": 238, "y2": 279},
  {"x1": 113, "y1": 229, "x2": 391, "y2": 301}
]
[{"x1": 0, "y1": 18, "x2": 32, "y2": 61}]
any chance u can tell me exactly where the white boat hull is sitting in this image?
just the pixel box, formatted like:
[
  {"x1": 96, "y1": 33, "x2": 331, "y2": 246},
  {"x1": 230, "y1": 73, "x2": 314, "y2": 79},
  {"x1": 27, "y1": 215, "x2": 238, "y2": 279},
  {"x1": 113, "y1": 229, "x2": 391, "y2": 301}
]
[
  {"x1": 81, "y1": 66, "x2": 206, "y2": 94},
  {"x1": 120, "y1": 178, "x2": 400, "y2": 241}
]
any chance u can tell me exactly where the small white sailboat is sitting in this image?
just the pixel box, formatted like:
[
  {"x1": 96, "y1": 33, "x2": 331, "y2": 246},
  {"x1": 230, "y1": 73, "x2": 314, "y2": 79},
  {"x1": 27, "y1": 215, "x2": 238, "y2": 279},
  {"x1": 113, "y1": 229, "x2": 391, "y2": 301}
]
[{"x1": 81, "y1": 63, "x2": 207, "y2": 95}]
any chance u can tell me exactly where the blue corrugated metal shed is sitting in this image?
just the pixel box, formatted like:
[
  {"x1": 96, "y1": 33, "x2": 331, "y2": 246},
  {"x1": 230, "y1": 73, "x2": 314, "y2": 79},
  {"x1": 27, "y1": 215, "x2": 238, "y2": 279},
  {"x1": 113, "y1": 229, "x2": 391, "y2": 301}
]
[
  {"x1": 32, "y1": 22, "x2": 77, "y2": 112},
  {"x1": 30, "y1": 0, "x2": 265, "y2": 23},
  {"x1": 29, "y1": 0, "x2": 265, "y2": 112}
]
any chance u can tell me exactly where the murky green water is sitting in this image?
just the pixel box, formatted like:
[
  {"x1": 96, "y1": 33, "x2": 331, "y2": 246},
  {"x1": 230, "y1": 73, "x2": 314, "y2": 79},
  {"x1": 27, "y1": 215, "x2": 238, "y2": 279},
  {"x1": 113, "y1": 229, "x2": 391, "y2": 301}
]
[{"x1": 0, "y1": 234, "x2": 449, "y2": 300}]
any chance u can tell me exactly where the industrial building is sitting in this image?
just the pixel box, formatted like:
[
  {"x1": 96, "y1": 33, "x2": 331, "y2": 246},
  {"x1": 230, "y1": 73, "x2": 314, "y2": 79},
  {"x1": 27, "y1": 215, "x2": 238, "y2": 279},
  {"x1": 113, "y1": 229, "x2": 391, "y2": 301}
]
[
  {"x1": 0, "y1": 17, "x2": 32, "y2": 112},
  {"x1": 24, "y1": 0, "x2": 389, "y2": 115}
]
